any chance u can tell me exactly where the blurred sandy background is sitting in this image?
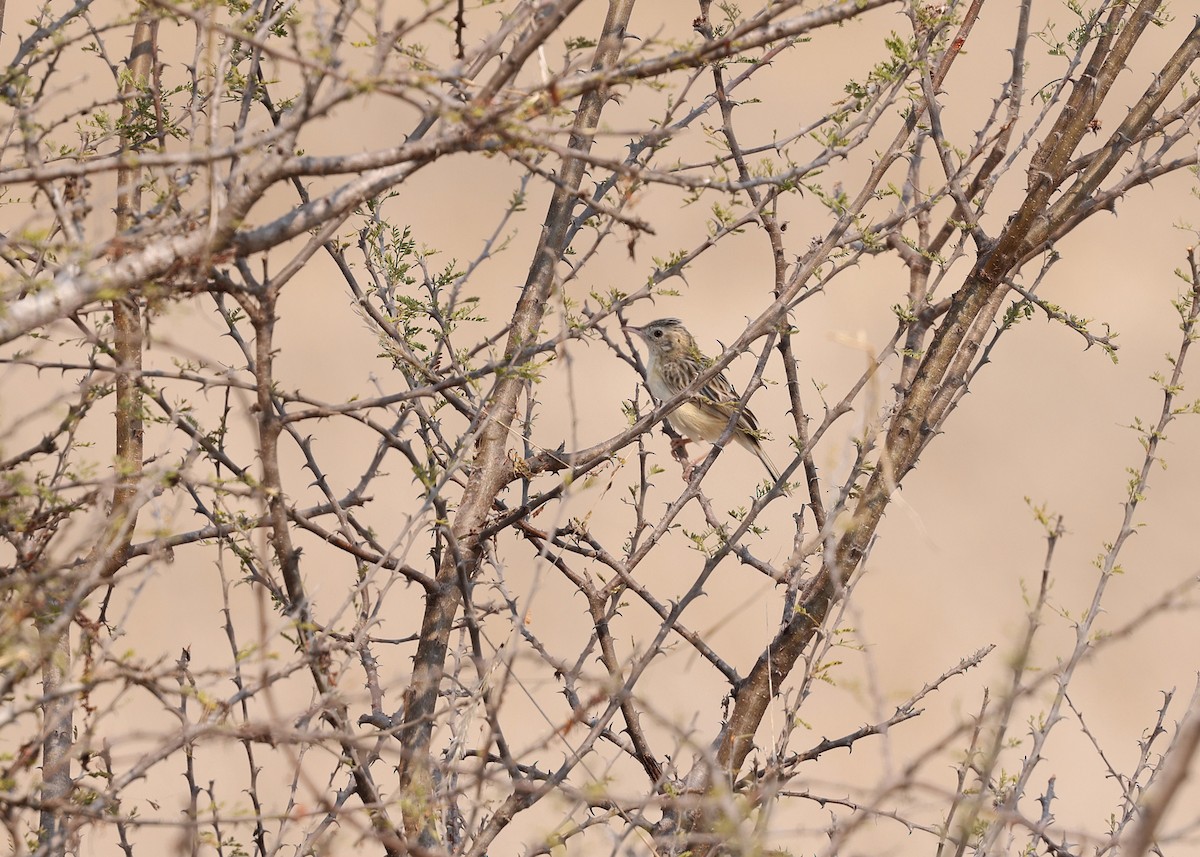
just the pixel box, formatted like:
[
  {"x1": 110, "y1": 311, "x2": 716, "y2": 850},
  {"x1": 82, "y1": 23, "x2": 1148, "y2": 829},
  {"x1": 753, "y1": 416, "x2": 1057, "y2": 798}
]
[{"x1": 3, "y1": 0, "x2": 1199, "y2": 853}]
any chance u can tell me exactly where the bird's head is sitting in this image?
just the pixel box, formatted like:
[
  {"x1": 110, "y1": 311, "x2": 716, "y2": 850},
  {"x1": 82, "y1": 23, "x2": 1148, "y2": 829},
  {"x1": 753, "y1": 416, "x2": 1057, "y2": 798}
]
[{"x1": 624, "y1": 318, "x2": 695, "y2": 358}]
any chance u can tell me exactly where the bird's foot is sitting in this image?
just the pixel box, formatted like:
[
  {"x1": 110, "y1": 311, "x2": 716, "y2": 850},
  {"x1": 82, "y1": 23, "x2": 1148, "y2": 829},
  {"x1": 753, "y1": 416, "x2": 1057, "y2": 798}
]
[{"x1": 682, "y1": 453, "x2": 711, "y2": 484}]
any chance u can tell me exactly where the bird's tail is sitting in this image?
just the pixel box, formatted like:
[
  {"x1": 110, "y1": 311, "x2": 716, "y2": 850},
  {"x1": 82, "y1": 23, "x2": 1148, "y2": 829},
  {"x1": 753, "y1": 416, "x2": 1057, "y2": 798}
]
[{"x1": 751, "y1": 442, "x2": 789, "y2": 496}]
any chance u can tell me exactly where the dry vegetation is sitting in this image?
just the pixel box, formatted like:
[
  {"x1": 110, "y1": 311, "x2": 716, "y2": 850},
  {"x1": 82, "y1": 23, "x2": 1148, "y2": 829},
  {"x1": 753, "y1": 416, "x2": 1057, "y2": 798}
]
[{"x1": 1, "y1": 0, "x2": 1200, "y2": 855}]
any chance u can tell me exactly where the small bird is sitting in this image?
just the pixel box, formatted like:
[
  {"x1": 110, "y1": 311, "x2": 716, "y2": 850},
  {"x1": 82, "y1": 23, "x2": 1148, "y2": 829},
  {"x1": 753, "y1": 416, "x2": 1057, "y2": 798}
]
[{"x1": 624, "y1": 318, "x2": 784, "y2": 488}]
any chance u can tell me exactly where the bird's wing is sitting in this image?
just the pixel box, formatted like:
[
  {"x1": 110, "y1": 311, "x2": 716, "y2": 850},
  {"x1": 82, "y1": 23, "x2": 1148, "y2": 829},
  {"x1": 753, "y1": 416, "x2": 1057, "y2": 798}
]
[
  {"x1": 697, "y1": 368, "x2": 736, "y2": 405},
  {"x1": 698, "y1": 370, "x2": 765, "y2": 436}
]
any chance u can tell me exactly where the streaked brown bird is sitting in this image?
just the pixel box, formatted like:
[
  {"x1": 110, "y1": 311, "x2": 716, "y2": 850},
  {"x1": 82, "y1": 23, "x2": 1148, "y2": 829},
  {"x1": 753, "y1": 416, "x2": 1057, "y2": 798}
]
[{"x1": 625, "y1": 318, "x2": 784, "y2": 488}]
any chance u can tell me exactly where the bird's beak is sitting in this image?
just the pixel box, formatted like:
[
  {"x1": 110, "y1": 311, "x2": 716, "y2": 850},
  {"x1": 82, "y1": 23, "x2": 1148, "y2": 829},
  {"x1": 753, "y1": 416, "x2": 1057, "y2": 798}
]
[{"x1": 622, "y1": 324, "x2": 644, "y2": 339}]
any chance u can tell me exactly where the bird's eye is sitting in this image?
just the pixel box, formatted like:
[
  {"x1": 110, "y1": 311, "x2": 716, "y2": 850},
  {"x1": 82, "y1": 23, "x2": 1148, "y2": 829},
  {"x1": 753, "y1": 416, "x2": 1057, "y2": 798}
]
[{"x1": 653, "y1": 329, "x2": 663, "y2": 338}]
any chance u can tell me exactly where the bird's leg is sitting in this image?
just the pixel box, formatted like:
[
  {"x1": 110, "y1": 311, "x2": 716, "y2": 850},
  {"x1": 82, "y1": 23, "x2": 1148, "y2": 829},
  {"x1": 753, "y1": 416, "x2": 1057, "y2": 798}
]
[
  {"x1": 669, "y1": 436, "x2": 694, "y2": 479},
  {"x1": 671, "y1": 438, "x2": 715, "y2": 484}
]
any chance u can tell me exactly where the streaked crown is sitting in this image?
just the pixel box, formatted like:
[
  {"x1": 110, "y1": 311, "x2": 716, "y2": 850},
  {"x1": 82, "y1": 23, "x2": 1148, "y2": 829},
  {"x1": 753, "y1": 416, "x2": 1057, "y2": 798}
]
[{"x1": 627, "y1": 318, "x2": 695, "y2": 355}]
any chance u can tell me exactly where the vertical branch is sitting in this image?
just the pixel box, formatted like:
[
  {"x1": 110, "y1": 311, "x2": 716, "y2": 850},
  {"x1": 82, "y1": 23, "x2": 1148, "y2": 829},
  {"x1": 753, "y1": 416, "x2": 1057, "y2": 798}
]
[
  {"x1": 245, "y1": 281, "x2": 405, "y2": 856},
  {"x1": 35, "y1": 613, "x2": 71, "y2": 857},
  {"x1": 100, "y1": 15, "x2": 156, "y2": 578},
  {"x1": 37, "y1": 16, "x2": 157, "y2": 857},
  {"x1": 396, "y1": 0, "x2": 638, "y2": 841}
]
